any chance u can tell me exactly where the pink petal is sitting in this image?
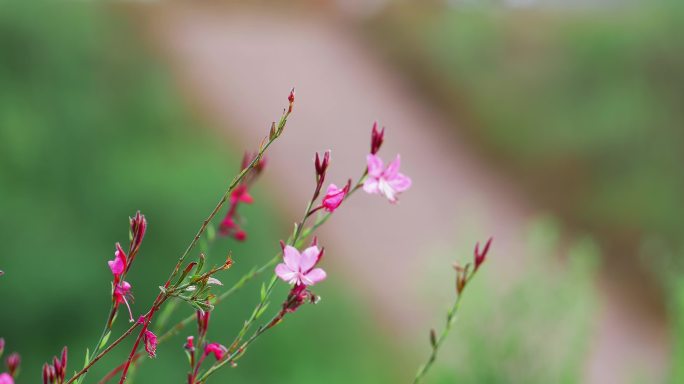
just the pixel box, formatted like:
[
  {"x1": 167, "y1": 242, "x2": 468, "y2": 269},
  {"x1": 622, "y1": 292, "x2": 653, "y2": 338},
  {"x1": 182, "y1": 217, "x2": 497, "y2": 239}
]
[
  {"x1": 366, "y1": 154, "x2": 384, "y2": 177},
  {"x1": 299, "y1": 246, "x2": 320, "y2": 272},
  {"x1": 326, "y1": 183, "x2": 340, "y2": 194},
  {"x1": 388, "y1": 172, "x2": 412, "y2": 192},
  {"x1": 275, "y1": 263, "x2": 296, "y2": 283},
  {"x1": 384, "y1": 154, "x2": 401, "y2": 179},
  {"x1": 108, "y1": 259, "x2": 124, "y2": 276},
  {"x1": 363, "y1": 178, "x2": 380, "y2": 194},
  {"x1": 303, "y1": 268, "x2": 327, "y2": 285},
  {"x1": 378, "y1": 180, "x2": 398, "y2": 203},
  {"x1": 282, "y1": 245, "x2": 301, "y2": 270}
]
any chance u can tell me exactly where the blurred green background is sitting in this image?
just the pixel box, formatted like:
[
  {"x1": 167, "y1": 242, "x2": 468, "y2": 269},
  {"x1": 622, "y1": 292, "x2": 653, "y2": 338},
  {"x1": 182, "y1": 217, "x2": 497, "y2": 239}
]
[{"x1": 1, "y1": 0, "x2": 682, "y2": 383}]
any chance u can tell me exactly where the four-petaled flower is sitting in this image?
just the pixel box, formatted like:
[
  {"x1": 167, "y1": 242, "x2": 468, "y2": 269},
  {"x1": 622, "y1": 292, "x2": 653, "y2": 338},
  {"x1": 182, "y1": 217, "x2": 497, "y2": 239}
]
[
  {"x1": 363, "y1": 154, "x2": 411, "y2": 203},
  {"x1": 321, "y1": 183, "x2": 349, "y2": 213},
  {"x1": 143, "y1": 330, "x2": 158, "y2": 358},
  {"x1": 275, "y1": 246, "x2": 326, "y2": 287},
  {"x1": 204, "y1": 343, "x2": 227, "y2": 360}
]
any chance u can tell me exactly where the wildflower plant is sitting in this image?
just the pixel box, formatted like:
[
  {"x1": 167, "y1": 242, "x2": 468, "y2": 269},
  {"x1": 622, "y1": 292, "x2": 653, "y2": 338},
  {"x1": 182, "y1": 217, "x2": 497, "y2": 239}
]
[{"x1": 1, "y1": 89, "x2": 491, "y2": 383}]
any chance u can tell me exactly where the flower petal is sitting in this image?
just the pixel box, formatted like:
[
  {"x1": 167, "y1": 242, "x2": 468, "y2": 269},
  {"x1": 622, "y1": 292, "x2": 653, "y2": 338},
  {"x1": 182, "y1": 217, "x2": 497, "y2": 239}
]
[
  {"x1": 388, "y1": 172, "x2": 412, "y2": 192},
  {"x1": 282, "y1": 245, "x2": 301, "y2": 270},
  {"x1": 384, "y1": 154, "x2": 401, "y2": 179},
  {"x1": 300, "y1": 246, "x2": 320, "y2": 272},
  {"x1": 363, "y1": 178, "x2": 380, "y2": 194},
  {"x1": 275, "y1": 263, "x2": 296, "y2": 283},
  {"x1": 303, "y1": 268, "x2": 327, "y2": 285},
  {"x1": 366, "y1": 154, "x2": 384, "y2": 177}
]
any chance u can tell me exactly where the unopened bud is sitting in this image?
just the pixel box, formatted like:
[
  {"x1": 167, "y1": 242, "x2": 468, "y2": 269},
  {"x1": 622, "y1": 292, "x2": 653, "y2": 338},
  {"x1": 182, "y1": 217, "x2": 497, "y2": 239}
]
[
  {"x1": 287, "y1": 88, "x2": 295, "y2": 113},
  {"x1": 474, "y1": 237, "x2": 493, "y2": 271},
  {"x1": 7, "y1": 352, "x2": 20, "y2": 377},
  {"x1": 370, "y1": 121, "x2": 385, "y2": 155},
  {"x1": 429, "y1": 329, "x2": 437, "y2": 348}
]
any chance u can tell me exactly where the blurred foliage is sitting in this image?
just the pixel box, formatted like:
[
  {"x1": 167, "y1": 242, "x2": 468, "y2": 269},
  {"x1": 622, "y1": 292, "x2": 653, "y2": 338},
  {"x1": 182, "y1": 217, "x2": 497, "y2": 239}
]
[
  {"x1": 0, "y1": 2, "x2": 404, "y2": 383},
  {"x1": 367, "y1": 2, "x2": 684, "y2": 264},
  {"x1": 424, "y1": 218, "x2": 598, "y2": 383}
]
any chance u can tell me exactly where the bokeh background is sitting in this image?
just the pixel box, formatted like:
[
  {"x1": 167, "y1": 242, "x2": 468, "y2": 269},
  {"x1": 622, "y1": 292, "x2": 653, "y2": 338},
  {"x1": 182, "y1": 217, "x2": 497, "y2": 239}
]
[{"x1": 0, "y1": 0, "x2": 682, "y2": 383}]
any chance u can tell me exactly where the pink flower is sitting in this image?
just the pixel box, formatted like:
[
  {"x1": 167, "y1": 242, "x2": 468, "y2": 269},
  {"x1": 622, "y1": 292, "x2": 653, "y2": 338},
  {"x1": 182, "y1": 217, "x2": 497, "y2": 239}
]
[
  {"x1": 204, "y1": 343, "x2": 227, "y2": 360},
  {"x1": 321, "y1": 183, "x2": 349, "y2": 212},
  {"x1": 108, "y1": 243, "x2": 127, "y2": 279},
  {"x1": 230, "y1": 185, "x2": 253, "y2": 205},
  {"x1": 363, "y1": 154, "x2": 412, "y2": 203},
  {"x1": 114, "y1": 281, "x2": 134, "y2": 322},
  {"x1": 275, "y1": 245, "x2": 326, "y2": 287},
  {"x1": 0, "y1": 373, "x2": 13, "y2": 384},
  {"x1": 143, "y1": 330, "x2": 157, "y2": 358}
]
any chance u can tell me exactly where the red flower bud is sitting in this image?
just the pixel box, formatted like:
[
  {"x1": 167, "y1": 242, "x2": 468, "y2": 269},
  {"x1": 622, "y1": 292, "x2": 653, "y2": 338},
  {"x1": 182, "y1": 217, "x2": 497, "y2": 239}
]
[
  {"x1": 370, "y1": 121, "x2": 385, "y2": 155},
  {"x1": 474, "y1": 237, "x2": 492, "y2": 271}
]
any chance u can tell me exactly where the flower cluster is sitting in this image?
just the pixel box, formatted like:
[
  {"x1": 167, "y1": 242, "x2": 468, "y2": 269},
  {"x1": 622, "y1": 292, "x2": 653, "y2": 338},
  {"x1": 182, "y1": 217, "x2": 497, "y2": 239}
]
[
  {"x1": 108, "y1": 212, "x2": 147, "y2": 322},
  {"x1": 185, "y1": 310, "x2": 228, "y2": 383},
  {"x1": 12, "y1": 91, "x2": 428, "y2": 384},
  {"x1": 0, "y1": 339, "x2": 19, "y2": 384},
  {"x1": 219, "y1": 152, "x2": 267, "y2": 241},
  {"x1": 41, "y1": 347, "x2": 67, "y2": 384}
]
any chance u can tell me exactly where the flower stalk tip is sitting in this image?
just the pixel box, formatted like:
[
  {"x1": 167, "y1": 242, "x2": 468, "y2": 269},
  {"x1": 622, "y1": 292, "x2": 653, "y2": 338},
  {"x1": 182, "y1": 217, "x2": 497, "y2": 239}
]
[{"x1": 474, "y1": 237, "x2": 493, "y2": 271}]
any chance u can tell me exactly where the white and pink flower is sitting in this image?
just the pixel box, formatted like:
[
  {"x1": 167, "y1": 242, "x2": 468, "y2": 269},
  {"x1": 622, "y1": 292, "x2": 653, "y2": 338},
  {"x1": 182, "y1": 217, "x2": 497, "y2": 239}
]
[
  {"x1": 275, "y1": 245, "x2": 326, "y2": 287},
  {"x1": 363, "y1": 154, "x2": 412, "y2": 203}
]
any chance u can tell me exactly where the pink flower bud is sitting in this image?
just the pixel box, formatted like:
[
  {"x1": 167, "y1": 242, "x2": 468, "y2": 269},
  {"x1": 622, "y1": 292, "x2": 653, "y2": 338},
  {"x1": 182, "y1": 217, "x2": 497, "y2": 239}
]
[
  {"x1": 204, "y1": 343, "x2": 227, "y2": 361},
  {"x1": 6, "y1": 353, "x2": 19, "y2": 377},
  {"x1": 314, "y1": 150, "x2": 331, "y2": 180},
  {"x1": 370, "y1": 121, "x2": 385, "y2": 155},
  {"x1": 128, "y1": 211, "x2": 147, "y2": 266},
  {"x1": 143, "y1": 330, "x2": 158, "y2": 358},
  {"x1": 197, "y1": 310, "x2": 210, "y2": 338},
  {"x1": 184, "y1": 336, "x2": 194, "y2": 351},
  {"x1": 287, "y1": 88, "x2": 295, "y2": 113},
  {"x1": 321, "y1": 181, "x2": 350, "y2": 213},
  {"x1": 0, "y1": 338, "x2": 4, "y2": 357}
]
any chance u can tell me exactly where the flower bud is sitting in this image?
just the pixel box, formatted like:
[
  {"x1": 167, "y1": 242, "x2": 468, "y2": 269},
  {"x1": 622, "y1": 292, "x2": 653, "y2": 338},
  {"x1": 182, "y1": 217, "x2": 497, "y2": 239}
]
[
  {"x1": 0, "y1": 338, "x2": 4, "y2": 358},
  {"x1": 287, "y1": 88, "x2": 295, "y2": 113},
  {"x1": 6, "y1": 353, "x2": 20, "y2": 377},
  {"x1": 370, "y1": 121, "x2": 385, "y2": 155},
  {"x1": 474, "y1": 237, "x2": 492, "y2": 272}
]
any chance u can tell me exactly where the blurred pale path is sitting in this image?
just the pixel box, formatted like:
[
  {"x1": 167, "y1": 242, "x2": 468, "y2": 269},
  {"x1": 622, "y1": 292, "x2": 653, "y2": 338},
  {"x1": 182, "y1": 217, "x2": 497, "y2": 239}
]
[{"x1": 133, "y1": 3, "x2": 667, "y2": 382}]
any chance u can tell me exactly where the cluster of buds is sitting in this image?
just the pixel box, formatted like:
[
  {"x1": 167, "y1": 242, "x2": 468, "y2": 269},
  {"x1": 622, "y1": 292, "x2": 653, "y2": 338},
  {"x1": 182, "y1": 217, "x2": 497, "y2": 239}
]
[
  {"x1": 41, "y1": 347, "x2": 67, "y2": 384},
  {"x1": 219, "y1": 152, "x2": 267, "y2": 241},
  {"x1": 107, "y1": 212, "x2": 147, "y2": 322},
  {"x1": 0, "y1": 339, "x2": 19, "y2": 384},
  {"x1": 185, "y1": 311, "x2": 228, "y2": 383},
  {"x1": 454, "y1": 237, "x2": 493, "y2": 295}
]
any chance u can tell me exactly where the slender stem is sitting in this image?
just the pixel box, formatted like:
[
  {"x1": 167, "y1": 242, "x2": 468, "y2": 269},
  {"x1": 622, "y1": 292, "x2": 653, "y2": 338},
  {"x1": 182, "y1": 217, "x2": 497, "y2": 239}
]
[
  {"x1": 66, "y1": 322, "x2": 141, "y2": 384},
  {"x1": 412, "y1": 295, "x2": 463, "y2": 384}
]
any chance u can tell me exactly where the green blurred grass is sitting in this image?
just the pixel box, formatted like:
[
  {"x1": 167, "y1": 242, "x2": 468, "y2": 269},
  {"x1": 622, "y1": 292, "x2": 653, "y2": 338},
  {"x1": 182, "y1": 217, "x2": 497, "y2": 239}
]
[
  {"x1": 367, "y1": 3, "x2": 684, "y2": 263},
  {"x1": 0, "y1": 2, "x2": 404, "y2": 382}
]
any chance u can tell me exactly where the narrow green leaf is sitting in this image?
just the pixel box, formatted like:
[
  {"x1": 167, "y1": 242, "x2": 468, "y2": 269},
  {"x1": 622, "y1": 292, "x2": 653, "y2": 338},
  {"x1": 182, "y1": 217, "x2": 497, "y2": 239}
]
[{"x1": 99, "y1": 331, "x2": 111, "y2": 349}]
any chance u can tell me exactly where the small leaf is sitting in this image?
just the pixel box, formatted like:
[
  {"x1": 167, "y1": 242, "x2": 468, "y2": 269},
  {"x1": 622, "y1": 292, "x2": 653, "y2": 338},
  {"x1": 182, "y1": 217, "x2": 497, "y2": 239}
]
[
  {"x1": 99, "y1": 331, "x2": 111, "y2": 349},
  {"x1": 260, "y1": 283, "x2": 266, "y2": 301},
  {"x1": 256, "y1": 303, "x2": 270, "y2": 319},
  {"x1": 429, "y1": 329, "x2": 437, "y2": 348}
]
